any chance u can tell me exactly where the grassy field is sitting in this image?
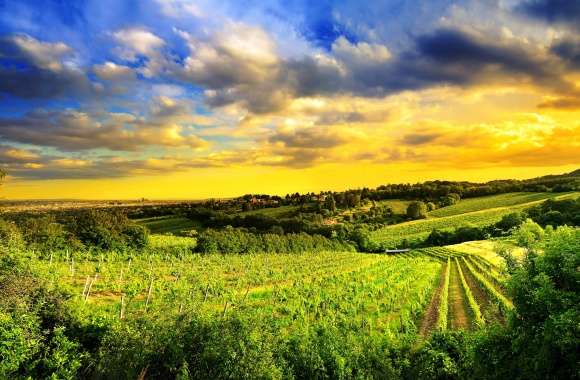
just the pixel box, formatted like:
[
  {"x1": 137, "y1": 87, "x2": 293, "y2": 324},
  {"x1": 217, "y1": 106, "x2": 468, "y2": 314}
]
[
  {"x1": 370, "y1": 191, "x2": 579, "y2": 248},
  {"x1": 429, "y1": 192, "x2": 576, "y2": 217},
  {"x1": 377, "y1": 199, "x2": 413, "y2": 214},
  {"x1": 28, "y1": 243, "x2": 510, "y2": 343},
  {"x1": 236, "y1": 205, "x2": 300, "y2": 217},
  {"x1": 137, "y1": 215, "x2": 200, "y2": 235},
  {"x1": 446, "y1": 240, "x2": 526, "y2": 266}
]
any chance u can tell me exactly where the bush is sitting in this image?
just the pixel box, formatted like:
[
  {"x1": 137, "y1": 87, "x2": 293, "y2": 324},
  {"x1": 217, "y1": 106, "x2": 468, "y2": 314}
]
[
  {"x1": 426, "y1": 202, "x2": 437, "y2": 211},
  {"x1": 440, "y1": 193, "x2": 461, "y2": 207},
  {"x1": 513, "y1": 219, "x2": 544, "y2": 248},
  {"x1": 21, "y1": 216, "x2": 70, "y2": 252},
  {"x1": 527, "y1": 198, "x2": 580, "y2": 227},
  {"x1": 473, "y1": 227, "x2": 580, "y2": 379},
  {"x1": 494, "y1": 212, "x2": 525, "y2": 233},
  {"x1": 407, "y1": 201, "x2": 428, "y2": 219},
  {"x1": 0, "y1": 219, "x2": 24, "y2": 253},
  {"x1": 68, "y1": 210, "x2": 149, "y2": 250}
]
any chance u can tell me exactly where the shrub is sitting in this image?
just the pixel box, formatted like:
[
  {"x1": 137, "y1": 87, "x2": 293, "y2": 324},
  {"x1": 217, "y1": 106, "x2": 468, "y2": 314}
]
[
  {"x1": 494, "y1": 212, "x2": 525, "y2": 233},
  {"x1": 473, "y1": 227, "x2": 580, "y2": 379},
  {"x1": 0, "y1": 219, "x2": 24, "y2": 253},
  {"x1": 407, "y1": 201, "x2": 428, "y2": 219},
  {"x1": 21, "y1": 216, "x2": 69, "y2": 252},
  {"x1": 195, "y1": 228, "x2": 354, "y2": 254},
  {"x1": 68, "y1": 210, "x2": 149, "y2": 250},
  {"x1": 513, "y1": 219, "x2": 544, "y2": 248}
]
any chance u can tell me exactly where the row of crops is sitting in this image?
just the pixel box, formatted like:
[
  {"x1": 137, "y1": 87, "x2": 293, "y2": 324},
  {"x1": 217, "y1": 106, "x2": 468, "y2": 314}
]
[
  {"x1": 369, "y1": 207, "x2": 516, "y2": 247},
  {"x1": 416, "y1": 247, "x2": 511, "y2": 331},
  {"x1": 33, "y1": 249, "x2": 445, "y2": 341},
  {"x1": 28, "y1": 244, "x2": 511, "y2": 340},
  {"x1": 368, "y1": 191, "x2": 578, "y2": 248}
]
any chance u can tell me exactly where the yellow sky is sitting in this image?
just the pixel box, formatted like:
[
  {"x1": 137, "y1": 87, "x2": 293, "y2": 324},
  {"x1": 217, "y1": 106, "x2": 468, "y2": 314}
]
[
  {"x1": 3, "y1": 84, "x2": 579, "y2": 200},
  {"x1": 3, "y1": 163, "x2": 578, "y2": 200}
]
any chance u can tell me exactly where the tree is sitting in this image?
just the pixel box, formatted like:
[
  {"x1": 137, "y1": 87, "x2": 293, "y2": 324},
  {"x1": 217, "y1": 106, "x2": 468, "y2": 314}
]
[
  {"x1": 474, "y1": 227, "x2": 580, "y2": 379},
  {"x1": 426, "y1": 202, "x2": 437, "y2": 211},
  {"x1": 407, "y1": 201, "x2": 428, "y2": 219},
  {"x1": 513, "y1": 219, "x2": 544, "y2": 248},
  {"x1": 324, "y1": 195, "x2": 337, "y2": 212},
  {"x1": 495, "y1": 212, "x2": 524, "y2": 233}
]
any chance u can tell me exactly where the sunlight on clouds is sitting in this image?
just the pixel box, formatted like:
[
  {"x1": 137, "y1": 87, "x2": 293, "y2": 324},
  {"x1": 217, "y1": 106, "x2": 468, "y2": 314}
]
[{"x1": 1, "y1": 0, "x2": 580, "y2": 199}]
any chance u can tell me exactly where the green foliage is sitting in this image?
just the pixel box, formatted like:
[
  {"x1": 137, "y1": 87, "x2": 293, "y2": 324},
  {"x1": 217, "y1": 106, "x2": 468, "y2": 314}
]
[
  {"x1": 70, "y1": 210, "x2": 149, "y2": 250},
  {"x1": 527, "y1": 197, "x2": 580, "y2": 227},
  {"x1": 0, "y1": 312, "x2": 41, "y2": 377},
  {"x1": 473, "y1": 227, "x2": 580, "y2": 379},
  {"x1": 513, "y1": 219, "x2": 544, "y2": 248},
  {"x1": 0, "y1": 219, "x2": 24, "y2": 253},
  {"x1": 437, "y1": 258, "x2": 450, "y2": 330},
  {"x1": 0, "y1": 258, "x2": 86, "y2": 379},
  {"x1": 21, "y1": 216, "x2": 70, "y2": 252},
  {"x1": 407, "y1": 331, "x2": 473, "y2": 380},
  {"x1": 494, "y1": 211, "x2": 525, "y2": 233},
  {"x1": 439, "y1": 193, "x2": 461, "y2": 207},
  {"x1": 195, "y1": 228, "x2": 354, "y2": 254},
  {"x1": 324, "y1": 195, "x2": 337, "y2": 212},
  {"x1": 407, "y1": 201, "x2": 428, "y2": 220}
]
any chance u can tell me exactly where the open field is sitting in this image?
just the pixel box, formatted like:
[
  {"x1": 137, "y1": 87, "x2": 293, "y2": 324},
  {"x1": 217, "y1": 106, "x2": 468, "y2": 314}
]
[
  {"x1": 370, "y1": 191, "x2": 579, "y2": 248},
  {"x1": 429, "y1": 192, "x2": 577, "y2": 217},
  {"x1": 236, "y1": 205, "x2": 300, "y2": 217},
  {"x1": 447, "y1": 239, "x2": 526, "y2": 266},
  {"x1": 137, "y1": 215, "x2": 201, "y2": 235},
  {"x1": 29, "y1": 244, "x2": 510, "y2": 341},
  {"x1": 0, "y1": 199, "x2": 202, "y2": 214}
]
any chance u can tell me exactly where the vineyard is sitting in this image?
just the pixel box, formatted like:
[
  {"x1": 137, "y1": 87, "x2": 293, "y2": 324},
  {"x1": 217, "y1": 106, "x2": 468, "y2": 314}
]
[
  {"x1": 428, "y1": 192, "x2": 576, "y2": 217},
  {"x1": 29, "y1": 243, "x2": 511, "y2": 341},
  {"x1": 369, "y1": 191, "x2": 579, "y2": 248}
]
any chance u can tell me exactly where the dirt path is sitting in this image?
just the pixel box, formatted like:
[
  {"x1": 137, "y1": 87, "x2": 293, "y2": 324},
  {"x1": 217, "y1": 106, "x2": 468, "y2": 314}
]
[
  {"x1": 419, "y1": 262, "x2": 447, "y2": 336},
  {"x1": 459, "y1": 260, "x2": 504, "y2": 324},
  {"x1": 448, "y1": 261, "x2": 471, "y2": 330}
]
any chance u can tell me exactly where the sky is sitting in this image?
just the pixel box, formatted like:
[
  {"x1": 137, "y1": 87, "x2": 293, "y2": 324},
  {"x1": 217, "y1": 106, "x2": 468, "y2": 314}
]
[{"x1": 0, "y1": 0, "x2": 579, "y2": 199}]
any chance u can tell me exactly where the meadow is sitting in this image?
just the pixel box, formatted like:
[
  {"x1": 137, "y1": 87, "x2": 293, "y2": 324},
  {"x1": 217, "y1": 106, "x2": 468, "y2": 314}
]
[
  {"x1": 370, "y1": 191, "x2": 579, "y2": 248},
  {"x1": 137, "y1": 215, "x2": 200, "y2": 235}
]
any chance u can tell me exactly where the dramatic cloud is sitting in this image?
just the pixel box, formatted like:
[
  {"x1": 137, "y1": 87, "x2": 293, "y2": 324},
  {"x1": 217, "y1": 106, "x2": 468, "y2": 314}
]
[
  {"x1": 550, "y1": 38, "x2": 580, "y2": 69},
  {"x1": 1, "y1": 0, "x2": 579, "y2": 188},
  {"x1": 0, "y1": 98, "x2": 209, "y2": 152},
  {"x1": 0, "y1": 34, "x2": 95, "y2": 99},
  {"x1": 517, "y1": 0, "x2": 580, "y2": 28}
]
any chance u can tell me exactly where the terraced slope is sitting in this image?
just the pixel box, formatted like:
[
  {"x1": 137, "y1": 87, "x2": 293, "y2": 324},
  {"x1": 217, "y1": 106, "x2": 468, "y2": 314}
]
[{"x1": 370, "y1": 191, "x2": 578, "y2": 248}]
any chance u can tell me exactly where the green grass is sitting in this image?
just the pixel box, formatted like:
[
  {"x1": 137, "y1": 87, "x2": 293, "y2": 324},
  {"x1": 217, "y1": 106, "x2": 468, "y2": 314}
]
[
  {"x1": 370, "y1": 191, "x2": 579, "y2": 248},
  {"x1": 429, "y1": 192, "x2": 575, "y2": 217},
  {"x1": 237, "y1": 205, "x2": 300, "y2": 217},
  {"x1": 370, "y1": 207, "x2": 517, "y2": 247},
  {"x1": 376, "y1": 199, "x2": 413, "y2": 215},
  {"x1": 137, "y1": 215, "x2": 200, "y2": 235}
]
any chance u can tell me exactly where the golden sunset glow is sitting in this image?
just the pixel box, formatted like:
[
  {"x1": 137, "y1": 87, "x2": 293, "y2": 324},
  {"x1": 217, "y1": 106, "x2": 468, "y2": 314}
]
[{"x1": 1, "y1": 0, "x2": 579, "y2": 199}]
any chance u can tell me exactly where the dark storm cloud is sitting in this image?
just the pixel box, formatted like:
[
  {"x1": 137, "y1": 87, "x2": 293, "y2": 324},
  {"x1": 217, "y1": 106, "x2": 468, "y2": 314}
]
[
  {"x1": 550, "y1": 38, "x2": 580, "y2": 69},
  {"x1": 517, "y1": 0, "x2": 580, "y2": 27}
]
